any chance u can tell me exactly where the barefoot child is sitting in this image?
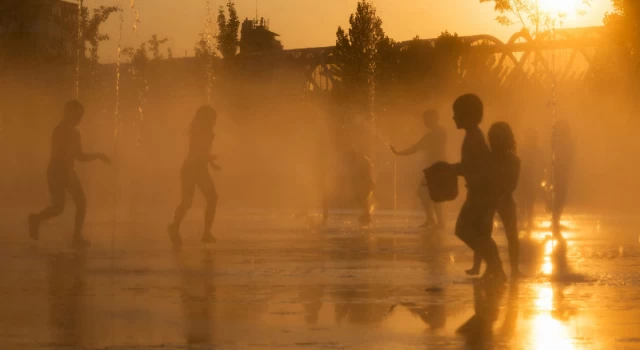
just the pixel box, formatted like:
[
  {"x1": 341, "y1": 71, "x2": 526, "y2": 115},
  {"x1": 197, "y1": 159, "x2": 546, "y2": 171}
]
[
  {"x1": 28, "y1": 100, "x2": 111, "y2": 248},
  {"x1": 168, "y1": 106, "x2": 220, "y2": 247},
  {"x1": 466, "y1": 122, "x2": 521, "y2": 278},
  {"x1": 390, "y1": 109, "x2": 447, "y2": 228},
  {"x1": 347, "y1": 150, "x2": 374, "y2": 226},
  {"x1": 451, "y1": 94, "x2": 505, "y2": 281}
]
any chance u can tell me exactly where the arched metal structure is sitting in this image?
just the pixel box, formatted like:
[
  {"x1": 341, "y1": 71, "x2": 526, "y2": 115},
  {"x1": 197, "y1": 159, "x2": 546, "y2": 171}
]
[{"x1": 280, "y1": 26, "x2": 606, "y2": 91}]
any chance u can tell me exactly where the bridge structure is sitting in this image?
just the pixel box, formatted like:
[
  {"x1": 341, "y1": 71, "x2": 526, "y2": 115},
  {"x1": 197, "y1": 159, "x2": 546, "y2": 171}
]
[{"x1": 279, "y1": 26, "x2": 607, "y2": 92}]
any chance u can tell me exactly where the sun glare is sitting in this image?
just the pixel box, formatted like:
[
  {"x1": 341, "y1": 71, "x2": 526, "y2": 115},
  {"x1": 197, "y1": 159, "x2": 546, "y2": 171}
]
[{"x1": 538, "y1": 0, "x2": 582, "y2": 17}]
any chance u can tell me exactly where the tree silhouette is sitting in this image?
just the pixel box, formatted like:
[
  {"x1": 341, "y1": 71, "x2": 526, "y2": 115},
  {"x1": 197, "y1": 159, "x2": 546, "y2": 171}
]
[
  {"x1": 81, "y1": 6, "x2": 119, "y2": 66},
  {"x1": 605, "y1": 0, "x2": 640, "y2": 60},
  {"x1": 0, "y1": 2, "x2": 117, "y2": 65},
  {"x1": 334, "y1": 0, "x2": 395, "y2": 111},
  {"x1": 217, "y1": 0, "x2": 240, "y2": 59},
  {"x1": 148, "y1": 34, "x2": 169, "y2": 60}
]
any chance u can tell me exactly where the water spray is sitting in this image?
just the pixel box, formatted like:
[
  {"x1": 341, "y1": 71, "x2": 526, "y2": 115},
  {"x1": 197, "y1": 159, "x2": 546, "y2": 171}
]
[
  {"x1": 111, "y1": 1, "x2": 125, "y2": 345},
  {"x1": 130, "y1": 0, "x2": 141, "y2": 32},
  {"x1": 75, "y1": 0, "x2": 83, "y2": 99},
  {"x1": 204, "y1": 0, "x2": 215, "y2": 103}
]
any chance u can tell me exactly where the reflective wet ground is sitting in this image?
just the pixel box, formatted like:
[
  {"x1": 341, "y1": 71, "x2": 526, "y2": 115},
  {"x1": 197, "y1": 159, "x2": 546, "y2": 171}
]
[{"x1": 1, "y1": 210, "x2": 640, "y2": 349}]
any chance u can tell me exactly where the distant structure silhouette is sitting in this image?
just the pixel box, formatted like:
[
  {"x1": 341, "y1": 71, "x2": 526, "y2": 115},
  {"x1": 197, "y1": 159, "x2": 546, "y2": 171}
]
[
  {"x1": 168, "y1": 105, "x2": 220, "y2": 248},
  {"x1": 391, "y1": 109, "x2": 447, "y2": 229},
  {"x1": 28, "y1": 100, "x2": 111, "y2": 249},
  {"x1": 240, "y1": 17, "x2": 283, "y2": 54}
]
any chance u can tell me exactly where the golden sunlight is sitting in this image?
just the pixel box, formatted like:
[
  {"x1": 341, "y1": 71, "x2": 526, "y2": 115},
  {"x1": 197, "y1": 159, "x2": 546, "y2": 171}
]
[
  {"x1": 538, "y1": 0, "x2": 582, "y2": 17},
  {"x1": 531, "y1": 286, "x2": 575, "y2": 350}
]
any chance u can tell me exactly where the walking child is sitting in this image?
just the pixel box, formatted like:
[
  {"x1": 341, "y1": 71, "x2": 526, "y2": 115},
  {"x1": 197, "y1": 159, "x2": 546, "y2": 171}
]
[
  {"x1": 466, "y1": 122, "x2": 522, "y2": 278},
  {"x1": 451, "y1": 94, "x2": 505, "y2": 281},
  {"x1": 168, "y1": 105, "x2": 220, "y2": 247},
  {"x1": 390, "y1": 109, "x2": 447, "y2": 228},
  {"x1": 28, "y1": 100, "x2": 111, "y2": 248}
]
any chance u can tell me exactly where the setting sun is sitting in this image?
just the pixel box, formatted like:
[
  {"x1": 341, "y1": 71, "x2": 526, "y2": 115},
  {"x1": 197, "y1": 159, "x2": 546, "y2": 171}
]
[{"x1": 539, "y1": 0, "x2": 583, "y2": 16}]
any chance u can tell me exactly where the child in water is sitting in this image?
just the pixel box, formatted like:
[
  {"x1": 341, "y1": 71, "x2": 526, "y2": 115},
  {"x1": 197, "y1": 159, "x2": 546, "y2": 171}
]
[
  {"x1": 28, "y1": 100, "x2": 111, "y2": 249},
  {"x1": 390, "y1": 109, "x2": 447, "y2": 229},
  {"x1": 451, "y1": 94, "x2": 505, "y2": 281},
  {"x1": 551, "y1": 119, "x2": 573, "y2": 239},
  {"x1": 347, "y1": 150, "x2": 374, "y2": 226},
  {"x1": 168, "y1": 106, "x2": 220, "y2": 247},
  {"x1": 466, "y1": 122, "x2": 521, "y2": 278},
  {"x1": 519, "y1": 128, "x2": 540, "y2": 234}
]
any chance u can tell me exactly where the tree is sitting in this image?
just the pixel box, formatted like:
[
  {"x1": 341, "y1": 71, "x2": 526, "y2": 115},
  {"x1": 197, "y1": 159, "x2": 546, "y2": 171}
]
[
  {"x1": 0, "y1": 1, "x2": 117, "y2": 65},
  {"x1": 334, "y1": 0, "x2": 395, "y2": 110},
  {"x1": 148, "y1": 34, "x2": 169, "y2": 60},
  {"x1": 605, "y1": 0, "x2": 640, "y2": 58},
  {"x1": 480, "y1": 0, "x2": 590, "y2": 38},
  {"x1": 81, "y1": 6, "x2": 120, "y2": 68},
  {"x1": 217, "y1": 1, "x2": 240, "y2": 59},
  {"x1": 194, "y1": 33, "x2": 218, "y2": 63}
]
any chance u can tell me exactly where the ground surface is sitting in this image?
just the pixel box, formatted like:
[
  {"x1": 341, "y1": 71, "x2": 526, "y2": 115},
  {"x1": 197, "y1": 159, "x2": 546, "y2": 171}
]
[{"x1": 1, "y1": 209, "x2": 640, "y2": 349}]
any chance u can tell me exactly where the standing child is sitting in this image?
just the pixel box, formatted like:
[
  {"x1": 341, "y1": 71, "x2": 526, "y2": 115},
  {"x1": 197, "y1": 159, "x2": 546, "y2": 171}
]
[
  {"x1": 168, "y1": 106, "x2": 220, "y2": 247},
  {"x1": 28, "y1": 100, "x2": 111, "y2": 248},
  {"x1": 551, "y1": 119, "x2": 573, "y2": 239},
  {"x1": 390, "y1": 109, "x2": 447, "y2": 228},
  {"x1": 466, "y1": 122, "x2": 522, "y2": 279},
  {"x1": 519, "y1": 128, "x2": 540, "y2": 234},
  {"x1": 451, "y1": 94, "x2": 505, "y2": 281},
  {"x1": 347, "y1": 150, "x2": 374, "y2": 226}
]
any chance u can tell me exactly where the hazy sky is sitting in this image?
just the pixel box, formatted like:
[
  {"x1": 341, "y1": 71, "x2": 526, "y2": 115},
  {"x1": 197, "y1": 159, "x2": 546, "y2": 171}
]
[{"x1": 91, "y1": 0, "x2": 613, "y2": 62}]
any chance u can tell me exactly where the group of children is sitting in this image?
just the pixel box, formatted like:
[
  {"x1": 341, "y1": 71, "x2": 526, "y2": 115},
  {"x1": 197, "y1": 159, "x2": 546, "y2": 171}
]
[
  {"x1": 446, "y1": 94, "x2": 521, "y2": 281},
  {"x1": 28, "y1": 101, "x2": 220, "y2": 249},
  {"x1": 25, "y1": 95, "x2": 533, "y2": 282},
  {"x1": 393, "y1": 94, "x2": 524, "y2": 281}
]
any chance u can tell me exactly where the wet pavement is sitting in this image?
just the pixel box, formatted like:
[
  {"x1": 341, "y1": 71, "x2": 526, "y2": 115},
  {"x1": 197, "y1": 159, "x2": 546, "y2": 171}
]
[{"x1": 1, "y1": 210, "x2": 640, "y2": 349}]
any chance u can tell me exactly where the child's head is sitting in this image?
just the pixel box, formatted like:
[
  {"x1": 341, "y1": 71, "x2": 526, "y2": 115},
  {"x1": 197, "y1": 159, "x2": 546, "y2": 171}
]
[
  {"x1": 488, "y1": 122, "x2": 516, "y2": 154},
  {"x1": 452, "y1": 94, "x2": 483, "y2": 129},
  {"x1": 191, "y1": 105, "x2": 217, "y2": 133},
  {"x1": 422, "y1": 109, "x2": 439, "y2": 129},
  {"x1": 62, "y1": 100, "x2": 84, "y2": 126}
]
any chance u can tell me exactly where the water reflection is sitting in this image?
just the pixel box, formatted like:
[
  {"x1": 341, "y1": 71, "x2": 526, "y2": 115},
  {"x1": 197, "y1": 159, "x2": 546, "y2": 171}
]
[
  {"x1": 299, "y1": 284, "x2": 324, "y2": 326},
  {"x1": 499, "y1": 282, "x2": 519, "y2": 339},
  {"x1": 530, "y1": 284, "x2": 575, "y2": 350},
  {"x1": 457, "y1": 281, "x2": 506, "y2": 347},
  {"x1": 47, "y1": 251, "x2": 88, "y2": 348},
  {"x1": 175, "y1": 248, "x2": 215, "y2": 346}
]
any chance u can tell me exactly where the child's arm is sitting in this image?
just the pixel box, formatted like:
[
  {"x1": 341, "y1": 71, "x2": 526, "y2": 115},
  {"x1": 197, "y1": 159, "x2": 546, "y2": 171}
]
[
  {"x1": 390, "y1": 135, "x2": 426, "y2": 156},
  {"x1": 209, "y1": 155, "x2": 221, "y2": 171},
  {"x1": 74, "y1": 132, "x2": 111, "y2": 164}
]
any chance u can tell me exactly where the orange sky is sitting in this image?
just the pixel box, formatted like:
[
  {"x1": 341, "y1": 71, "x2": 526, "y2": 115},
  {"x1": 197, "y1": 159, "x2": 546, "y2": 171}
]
[{"x1": 93, "y1": 0, "x2": 613, "y2": 62}]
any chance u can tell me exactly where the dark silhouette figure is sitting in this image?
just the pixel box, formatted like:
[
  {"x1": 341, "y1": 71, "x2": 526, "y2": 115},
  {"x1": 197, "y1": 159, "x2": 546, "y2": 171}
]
[
  {"x1": 457, "y1": 280, "x2": 506, "y2": 345},
  {"x1": 467, "y1": 122, "x2": 522, "y2": 278},
  {"x1": 390, "y1": 109, "x2": 447, "y2": 229},
  {"x1": 346, "y1": 150, "x2": 374, "y2": 226},
  {"x1": 551, "y1": 119, "x2": 573, "y2": 239},
  {"x1": 168, "y1": 106, "x2": 220, "y2": 248},
  {"x1": 28, "y1": 100, "x2": 111, "y2": 249},
  {"x1": 451, "y1": 94, "x2": 505, "y2": 282},
  {"x1": 519, "y1": 128, "x2": 540, "y2": 234}
]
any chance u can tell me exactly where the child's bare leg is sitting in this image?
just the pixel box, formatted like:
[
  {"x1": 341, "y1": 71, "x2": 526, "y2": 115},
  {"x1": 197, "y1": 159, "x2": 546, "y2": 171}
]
[{"x1": 466, "y1": 252, "x2": 482, "y2": 276}]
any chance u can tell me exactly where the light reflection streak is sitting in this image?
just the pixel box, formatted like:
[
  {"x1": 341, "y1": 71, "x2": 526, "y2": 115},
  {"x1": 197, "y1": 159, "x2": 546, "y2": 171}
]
[{"x1": 531, "y1": 285, "x2": 574, "y2": 350}]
